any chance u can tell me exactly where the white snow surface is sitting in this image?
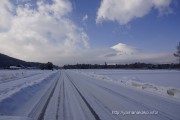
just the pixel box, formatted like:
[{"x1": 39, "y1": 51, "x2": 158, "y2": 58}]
[
  {"x1": 0, "y1": 116, "x2": 32, "y2": 120},
  {"x1": 0, "y1": 70, "x2": 57, "y2": 102},
  {"x1": 0, "y1": 70, "x2": 60, "y2": 118},
  {"x1": 74, "y1": 69, "x2": 180, "y2": 99},
  {"x1": 0, "y1": 70, "x2": 180, "y2": 120},
  {"x1": 0, "y1": 70, "x2": 43, "y2": 83}
]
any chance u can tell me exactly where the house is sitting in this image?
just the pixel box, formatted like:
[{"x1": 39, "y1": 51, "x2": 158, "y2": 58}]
[{"x1": 9, "y1": 66, "x2": 21, "y2": 70}]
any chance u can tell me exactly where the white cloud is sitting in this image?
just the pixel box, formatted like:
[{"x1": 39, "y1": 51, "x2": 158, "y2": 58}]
[
  {"x1": 0, "y1": 0, "x2": 89, "y2": 65},
  {"x1": 96, "y1": 0, "x2": 173, "y2": 25},
  {"x1": 0, "y1": 1, "x2": 14, "y2": 31},
  {"x1": 111, "y1": 43, "x2": 137, "y2": 55},
  {"x1": 82, "y1": 14, "x2": 88, "y2": 22}
]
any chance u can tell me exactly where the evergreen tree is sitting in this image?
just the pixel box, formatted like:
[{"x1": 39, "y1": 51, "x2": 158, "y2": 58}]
[
  {"x1": 105, "y1": 62, "x2": 107, "y2": 68},
  {"x1": 174, "y1": 42, "x2": 180, "y2": 64},
  {"x1": 46, "y1": 62, "x2": 53, "y2": 70}
]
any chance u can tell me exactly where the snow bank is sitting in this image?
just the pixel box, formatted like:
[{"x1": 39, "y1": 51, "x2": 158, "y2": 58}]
[
  {"x1": 0, "y1": 71, "x2": 57, "y2": 102},
  {"x1": 167, "y1": 88, "x2": 180, "y2": 97},
  {"x1": 0, "y1": 71, "x2": 59, "y2": 117},
  {"x1": 75, "y1": 70, "x2": 180, "y2": 99}
]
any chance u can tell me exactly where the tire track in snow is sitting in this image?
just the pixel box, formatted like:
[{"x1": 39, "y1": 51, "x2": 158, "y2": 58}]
[
  {"x1": 41, "y1": 70, "x2": 180, "y2": 120},
  {"x1": 95, "y1": 84, "x2": 178, "y2": 120},
  {"x1": 37, "y1": 79, "x2": 59, "y2": 120},
  {"x1": 65, "y1": 70, "x2": 180, "y2": 120},
  {"x1": 75, "y1": 76, "x2": 177, "y2": 120},
  {"x1": 28, "y1": 72, "x2": 60, "y2": 120},
  {"x1": 65, "y1": 73, "x2": 101, "y2": 120},
  {"x1": 56, "y1": 75, "x2": 65, "y2": 120}
]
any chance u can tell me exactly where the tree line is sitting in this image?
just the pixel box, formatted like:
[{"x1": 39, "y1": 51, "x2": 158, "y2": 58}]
[{"x1": 63, "y1": 62, "x2": 180, "y2": 69}]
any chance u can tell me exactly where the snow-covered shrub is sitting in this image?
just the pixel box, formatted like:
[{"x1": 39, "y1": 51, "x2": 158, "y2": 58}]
[{"x1": 167, "y1": 89, "x2": 175, "y2": 96}]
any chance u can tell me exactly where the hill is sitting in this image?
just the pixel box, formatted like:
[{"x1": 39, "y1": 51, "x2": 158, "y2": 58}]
[{"x1": 0, "y1": 53, "x2": 43, "y2": 69}]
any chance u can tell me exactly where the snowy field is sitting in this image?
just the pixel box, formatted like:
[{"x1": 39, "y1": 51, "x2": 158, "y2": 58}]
[
  {"x1": 0, "y1": 70, "x2": 44, "y2": 84},
  {"x1": 77, "y1": 69, "x2": 180, "y2": 88},
  {"x1": 0, "y1": 69, "x2": 180, "y2": 120},
  {"x1": 75, "y1": 69, "x2": 180, "y2": 99}
]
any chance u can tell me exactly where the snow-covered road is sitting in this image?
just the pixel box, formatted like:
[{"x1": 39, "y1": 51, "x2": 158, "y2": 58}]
[
  {"x1": 0, "y1": 70, "x2": 180, "y2": 120},
  {"x1": 45, "y1": 70, "x2": 180, "y2": 120}
]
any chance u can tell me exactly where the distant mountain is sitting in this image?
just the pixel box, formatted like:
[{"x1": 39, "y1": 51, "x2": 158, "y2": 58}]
[{"x1": 0, "y1": 53, "x2": 42, "y2": 69}]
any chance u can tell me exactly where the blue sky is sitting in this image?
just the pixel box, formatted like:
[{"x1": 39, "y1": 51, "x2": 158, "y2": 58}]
[
  {"x1": 0, "y1": 0, "x2": 180, "y2": 65},
  {"x1": 71, "y1": 0, "x2": 180, "y2": 50}
]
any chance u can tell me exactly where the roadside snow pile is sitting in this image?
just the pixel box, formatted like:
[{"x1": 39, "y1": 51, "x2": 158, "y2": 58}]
[
  {"x1": 76, "y1": 71, "x2": 180, "y2": 99},
  {"x1": 167, "y1": 88, "x2": 180, "y2": 97},
  {"x1": 0, "y1": 71, "x2": 57, "y2": 102},
  {"x1": 128, "y1": 81, "x2": 180, "y2": 98},
  {"x1": 0, "y1": 71, "x2": 59, "y2": 117}
]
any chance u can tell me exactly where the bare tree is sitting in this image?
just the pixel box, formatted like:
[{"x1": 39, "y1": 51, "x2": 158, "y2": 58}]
[{"x1": 174, "y1": 42, "x2": 180, "y2": 64}]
